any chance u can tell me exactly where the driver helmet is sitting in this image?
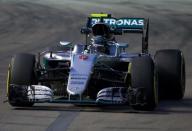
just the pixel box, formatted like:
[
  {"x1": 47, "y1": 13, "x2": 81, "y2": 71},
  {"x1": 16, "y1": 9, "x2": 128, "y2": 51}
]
[{"x1": 91, "y1": 36, "x2": 108, "y2": 53}]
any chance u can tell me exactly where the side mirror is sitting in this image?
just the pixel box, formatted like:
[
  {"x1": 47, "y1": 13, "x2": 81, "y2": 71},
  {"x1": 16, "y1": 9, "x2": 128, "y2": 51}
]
[
  {"x1": 59, "y1": 41, "x2": 72, "y2": 47},
  {"x1": 80, "y1": 27, "x2": 91, "y2": 34}
]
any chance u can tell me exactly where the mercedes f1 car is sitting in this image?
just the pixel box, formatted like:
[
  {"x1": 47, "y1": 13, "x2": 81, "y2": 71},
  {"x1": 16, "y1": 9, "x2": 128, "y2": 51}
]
[{"x1": 6, "y1": 13, "x2": 186, "y2": 110}]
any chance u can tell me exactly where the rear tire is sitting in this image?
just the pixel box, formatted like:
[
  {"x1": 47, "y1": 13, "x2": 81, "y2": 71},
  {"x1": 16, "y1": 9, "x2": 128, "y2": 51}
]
[
  {"x1": 131, "y1": 56, "x2": 158, "y2": 111},
  {"x1": 7, "y1": 53, "x2": 36, "y2": 107},
  {"x1": 155, "y1": 49, "x2": 185, "y2": 100}
]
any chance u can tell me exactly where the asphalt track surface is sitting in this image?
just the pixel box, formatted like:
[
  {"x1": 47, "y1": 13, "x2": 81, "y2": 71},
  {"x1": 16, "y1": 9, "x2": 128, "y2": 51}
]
[{"x1": 0, "y1": 0, "x2": 192, "y2": 131}]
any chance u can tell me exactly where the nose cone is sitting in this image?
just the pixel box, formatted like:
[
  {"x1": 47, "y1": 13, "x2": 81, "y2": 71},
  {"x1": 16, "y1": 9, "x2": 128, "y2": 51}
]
[{"x1": 67, "y1": 54, "x2": 97, "y2": 95}]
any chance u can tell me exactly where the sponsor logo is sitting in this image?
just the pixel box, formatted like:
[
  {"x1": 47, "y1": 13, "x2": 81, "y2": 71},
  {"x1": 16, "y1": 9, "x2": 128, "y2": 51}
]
[
  {"x1": 79, "y1": 55, "x2": 88, "y2": 60},
  {"x1": 71, "y1": 74, "x2": 89, "y2": 77},
  {"x1": 91, "y1": 18, "x2": 144, "y2": 28},
  {"x1": 71, "y1": 77, "x2": 87, "y2": 80},
  {"x1": 70, "y1": 86, "x2": 78, "y2": 91},
  {"x1": 70, "y1": 81, "x2": 84, "y2": 85}
]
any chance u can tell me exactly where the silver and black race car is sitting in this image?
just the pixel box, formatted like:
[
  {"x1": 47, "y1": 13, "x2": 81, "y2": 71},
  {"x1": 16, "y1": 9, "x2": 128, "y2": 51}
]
[{"x1": 6, "y1": 13, "x2": 186, "y2": 110}]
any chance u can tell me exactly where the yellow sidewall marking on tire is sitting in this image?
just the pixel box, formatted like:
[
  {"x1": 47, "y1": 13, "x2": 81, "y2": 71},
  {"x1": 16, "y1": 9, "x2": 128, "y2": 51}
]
[
  {"x1": 128, "y1": 62, "x2": 132, "y2": 74},
  {"x1": 127, "y1": 62, "x2": 132, "y2": 88},
  {"x1": 6, "y1": 64, "x2": 11, "y2": 97}
]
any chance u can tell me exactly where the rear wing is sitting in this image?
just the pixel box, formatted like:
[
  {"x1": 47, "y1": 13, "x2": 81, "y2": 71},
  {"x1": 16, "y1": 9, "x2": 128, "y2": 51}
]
[{"x1": 83, "y1": 13, "x2": 149, "y2": 53}]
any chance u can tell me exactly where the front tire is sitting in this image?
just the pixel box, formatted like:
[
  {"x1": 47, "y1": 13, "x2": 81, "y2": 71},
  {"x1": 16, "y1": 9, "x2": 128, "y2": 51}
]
[
  {"x1": 7, "y1": 53, "x2": 36, "y2": 107},
  {"x1": 130, "y1": 55, "x2": 158, "y2": 111}
]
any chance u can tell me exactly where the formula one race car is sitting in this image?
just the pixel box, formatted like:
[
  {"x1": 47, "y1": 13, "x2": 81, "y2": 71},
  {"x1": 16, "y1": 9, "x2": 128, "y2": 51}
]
[{"x1": 6, "y1": 13, "x2": 186, "y2": 110}]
